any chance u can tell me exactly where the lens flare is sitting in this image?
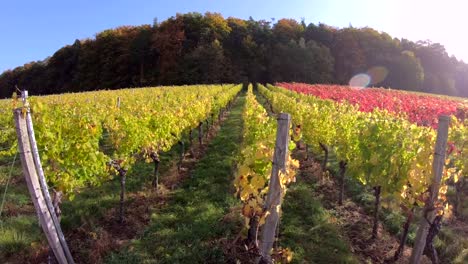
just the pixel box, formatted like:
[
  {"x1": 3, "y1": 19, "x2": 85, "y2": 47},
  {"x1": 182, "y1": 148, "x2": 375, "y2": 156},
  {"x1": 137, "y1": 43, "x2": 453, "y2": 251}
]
[
  {"x1": 349, "y1": 66, "x2": 389, "y2": 88},
  {"x1": 349, "y1": 73, "x2": 371, "y2": 88},
  {"x1": 367, "y1": 66, "x2": 389, "y2": 85}
]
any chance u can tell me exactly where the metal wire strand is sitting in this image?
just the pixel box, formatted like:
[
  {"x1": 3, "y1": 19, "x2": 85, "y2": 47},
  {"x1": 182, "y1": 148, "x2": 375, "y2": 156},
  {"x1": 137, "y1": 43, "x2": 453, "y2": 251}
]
[{"x1": 0, "y1": 152, "x2": 18, "y2": 221}]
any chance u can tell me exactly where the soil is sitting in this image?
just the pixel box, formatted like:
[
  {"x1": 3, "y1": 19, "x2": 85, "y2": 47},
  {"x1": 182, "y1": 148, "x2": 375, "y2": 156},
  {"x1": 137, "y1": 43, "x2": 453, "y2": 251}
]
[{"x1": 297, "y1": 149, "x2": 431, "y2": 264}]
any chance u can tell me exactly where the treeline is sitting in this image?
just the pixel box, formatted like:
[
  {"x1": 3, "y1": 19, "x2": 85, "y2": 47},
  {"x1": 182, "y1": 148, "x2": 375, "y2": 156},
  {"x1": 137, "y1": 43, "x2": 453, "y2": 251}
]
[{"x1": 1, "y1": 12, "x2": 468, "y2": 98}]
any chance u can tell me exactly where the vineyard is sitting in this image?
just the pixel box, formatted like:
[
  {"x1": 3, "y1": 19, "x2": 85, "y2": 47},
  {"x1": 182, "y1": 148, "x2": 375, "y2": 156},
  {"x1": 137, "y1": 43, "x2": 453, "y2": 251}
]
[
  {"x1": 0, "y1": 83, "x2": 467, "y2": 263},
  {"x1": 277, "y1": 82, "x2": 468, "y2": 127}
]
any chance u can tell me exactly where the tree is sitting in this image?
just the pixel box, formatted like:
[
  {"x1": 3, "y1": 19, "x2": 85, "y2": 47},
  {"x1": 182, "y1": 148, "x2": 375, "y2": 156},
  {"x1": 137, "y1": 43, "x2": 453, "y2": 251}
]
[
  {"x1": 45, "y1": 39, "x2": 81, "y2": 93},
  {"x1": 332, "y1": 28, "x2": 367, "y2": 84},
  {"x1": 411, "y1": 41, "x2": 456, "y2": 95},
  {"x1": 1, "y1": 13, "x2": 468, "y2": 98},
  {"x1": 270, "y1": 38, "x2": 333, "y2": 83},
  {"x1": 273, "y1": 18, "x2": 304, "y2": 43},
  {"x1": 304, "y1": 22, "x2": 336, "y2": 47},
  {"x1": 152, "y1": 15, "x2": 185, "y2": 84},
  {"x1": 130, "y1": 25, "x2": 154, "y2": 86},
  {"x1": 180, "y1": 40, "x2": 229, "y2": 84},
  {"x1": 383, "y1": 50, "x2": 424, "y2": 90}
]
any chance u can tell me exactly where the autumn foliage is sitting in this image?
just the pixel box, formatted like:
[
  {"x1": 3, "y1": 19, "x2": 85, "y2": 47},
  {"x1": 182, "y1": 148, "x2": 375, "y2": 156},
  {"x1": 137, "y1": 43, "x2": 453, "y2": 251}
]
[
  {"x1": 278, "y1": 82, "x2": 468, "y2": 128},
  {"x1": 1, "y1": 13, "x2": 468, "y2": 98}
]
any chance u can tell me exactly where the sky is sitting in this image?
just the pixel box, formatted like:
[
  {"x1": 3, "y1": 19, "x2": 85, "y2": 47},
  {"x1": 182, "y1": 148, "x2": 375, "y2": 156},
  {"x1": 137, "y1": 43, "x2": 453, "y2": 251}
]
[{"x1": 1, "y1": 0, "x2": 467, "y2": 73}]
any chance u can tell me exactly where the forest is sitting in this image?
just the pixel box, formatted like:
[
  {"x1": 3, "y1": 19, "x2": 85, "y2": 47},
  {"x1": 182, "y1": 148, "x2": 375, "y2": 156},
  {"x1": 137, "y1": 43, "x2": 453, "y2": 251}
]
[{"x1": 1, "y1": 12, "x2": 467, "y2": 98}]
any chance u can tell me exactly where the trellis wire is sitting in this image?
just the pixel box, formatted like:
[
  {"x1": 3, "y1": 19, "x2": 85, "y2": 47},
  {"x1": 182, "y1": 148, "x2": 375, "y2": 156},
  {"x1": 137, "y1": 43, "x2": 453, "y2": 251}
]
[{"x1": 0, "y1": 152, "x2": 18, "y2": 229}]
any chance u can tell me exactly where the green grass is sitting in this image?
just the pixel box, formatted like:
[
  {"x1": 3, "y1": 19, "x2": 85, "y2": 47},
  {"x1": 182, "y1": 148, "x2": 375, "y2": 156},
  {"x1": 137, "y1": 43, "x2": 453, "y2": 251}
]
[
  {"x1": 0, "y1": 216, "x2": 43, "y2": 258},
  {"x1": 279, "y1": 169, "x2": 359, "y2": 264},
  {"x1": 106, "y1": 95, "x2": 245, "y2": 264},
  {"x1": 0, "y1": 158, "x2": 41, "y2": 259}
]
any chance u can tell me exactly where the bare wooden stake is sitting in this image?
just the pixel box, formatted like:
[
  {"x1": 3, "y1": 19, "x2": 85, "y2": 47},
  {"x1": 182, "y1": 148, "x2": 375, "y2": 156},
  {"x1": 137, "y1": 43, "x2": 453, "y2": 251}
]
[
  {"x1": 198, "y1": 122, "x2": 203, "y2": 145},
  {"x1": 150, "y1": 151, "x2": 160, "y2": 189},
  {"x1": 188, "y1": 129, "x2": 195, "y2": 157},
  {"x1": 372, "y1": 185, "x2": 382, "y2": 239},
  {"x1": 338, "y1": 161, "x2": 347, "y2": 206},
  {"x1": 25, "y1": 102, "x2": 74, "y2": 264},
  {"x1": 119, "y1": 168, "x2": 127, "y2": 223},
  {"x1": 15, "y1": 107, "x2": 74, "y2": 264},
  {"x1": 178, "y1": 140, "x2": 185, "y2": 172},
  {"x1": 259, "y1": 113, "x2": 291, "y2": 263},
  {"x1": 189, "y1": 129, "x2": 193, "y2": 146},
  {"x1": 409, "y1": 115, "x2": 450, "y2": 264},
  {"x1": 319, "y1": 142, "x2": 328, "y2": 171}
]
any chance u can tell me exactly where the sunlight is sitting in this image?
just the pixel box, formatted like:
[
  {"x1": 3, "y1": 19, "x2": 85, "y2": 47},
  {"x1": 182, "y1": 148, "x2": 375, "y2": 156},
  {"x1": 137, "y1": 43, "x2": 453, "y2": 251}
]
[
  {"x1": 349, "y1": 73, "x2": 371, "y2": 88},
  {"x1": 367, "y1": 66, "x2": 388, "y2": 85}
]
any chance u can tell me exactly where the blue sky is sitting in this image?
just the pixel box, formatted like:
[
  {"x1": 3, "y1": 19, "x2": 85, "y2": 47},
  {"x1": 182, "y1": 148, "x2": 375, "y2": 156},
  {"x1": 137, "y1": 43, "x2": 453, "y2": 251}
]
[{"x1": 1, "y1": 0, "x2": 467, "y2": 73}]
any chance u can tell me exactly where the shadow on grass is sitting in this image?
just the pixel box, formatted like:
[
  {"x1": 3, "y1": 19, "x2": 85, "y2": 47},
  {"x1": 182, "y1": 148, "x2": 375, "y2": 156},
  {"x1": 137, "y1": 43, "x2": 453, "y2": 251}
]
[{"x1": 279, "y1": 173, "x2": 359, "y2": 264}]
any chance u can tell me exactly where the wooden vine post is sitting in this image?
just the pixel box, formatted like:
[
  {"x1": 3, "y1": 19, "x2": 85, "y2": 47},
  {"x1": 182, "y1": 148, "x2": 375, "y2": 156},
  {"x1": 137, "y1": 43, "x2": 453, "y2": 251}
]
[
  {"x1": 409, "y1": 115, "x2": 450, "y2": 264},
  {"x1": 150, "y1": 151, "x2": 160, "y2": 188},
  {"x1": 198, "y1": 121, "x2": 203, "y2": 145},
  {"x1": 14, "y1": 91, "x2": 74, "y2": 264},
  {"x1": 178, "y1": 140, "x2": 185, "y2": 172},
  {"x1": 259, "y1": 113, "x2": 291, "y2": 263}
]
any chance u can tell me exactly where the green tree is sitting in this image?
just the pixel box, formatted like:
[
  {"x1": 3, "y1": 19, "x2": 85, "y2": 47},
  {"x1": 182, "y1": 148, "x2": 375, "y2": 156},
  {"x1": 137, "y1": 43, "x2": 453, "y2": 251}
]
[{"x1": 383, "y1": 51, "x2": 424, "y2": 90}]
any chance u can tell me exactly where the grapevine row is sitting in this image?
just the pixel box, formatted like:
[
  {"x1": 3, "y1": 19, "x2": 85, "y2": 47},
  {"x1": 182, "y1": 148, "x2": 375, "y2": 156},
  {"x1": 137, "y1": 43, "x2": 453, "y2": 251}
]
[
  {"x1": 234, "y1": 85, "x2": 298, "y2": 245},
  {"x1": 278, "y1": 82, "x2": 468, "y2": 128},
  {"x1": 259, "y1": 83, "x2": 467, "y2": 238},
  {"x1": 1, "y1": 84, "x2": 242, "y2": 195}
]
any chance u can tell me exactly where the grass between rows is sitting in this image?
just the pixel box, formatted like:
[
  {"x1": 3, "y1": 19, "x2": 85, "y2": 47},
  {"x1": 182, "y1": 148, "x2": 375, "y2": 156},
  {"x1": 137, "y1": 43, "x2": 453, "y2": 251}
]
[
  {"x1": 106, "y1": 95, "x2": 245, "y2": 263},
  {"x1": 279, "y1": 176, "x2": 359, "y2": 264}
]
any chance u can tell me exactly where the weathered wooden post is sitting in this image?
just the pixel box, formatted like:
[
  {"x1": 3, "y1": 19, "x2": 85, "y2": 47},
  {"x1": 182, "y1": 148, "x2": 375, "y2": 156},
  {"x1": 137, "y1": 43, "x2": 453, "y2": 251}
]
[
  {"x1": 259, "y1": 113, "x2": 291, "y2": 263},
  {"x1": 338, "y1": 161, "x2": 347, "y2": 205},
  {"x1": 118, "y1": 167, "x2": 127, "y2": 223},
  {"x1": 150, "y1": 151, "x2": 160, "y2": 188},
  {"x1": 188, "y1": 129, "x2": 195, "y2": 157},
  {"x1": 178, "y1": 140, "x2": 185, "y2": 172},
  {"x1": 189, "y1": 129, "x2": 193, "y2": 146},
  {"x1": 409, "y1": 115, "x2": 450, "y2": 264},
  {"x1": 198, "y1": 122, "x2": 203, "y2": 145},
  {"x1": 218, "y1": 108, "x2": 223, "y2": 121},
  {"x1": 14, "y1": 91, "x2": 74, "y2": 264}
]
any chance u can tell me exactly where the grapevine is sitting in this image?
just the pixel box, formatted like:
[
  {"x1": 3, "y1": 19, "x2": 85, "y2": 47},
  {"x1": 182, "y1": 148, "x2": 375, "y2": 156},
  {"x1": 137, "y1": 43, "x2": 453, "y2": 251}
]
[
  {"x1": 0, "y1": 84, "x2": 242, "y2": 196},
  {"x1": 258, "y1": 83, "x2": 466, "y2": 242},
  {"x1": 234, "y1": 85, "x2": 298, "y2": 246}
]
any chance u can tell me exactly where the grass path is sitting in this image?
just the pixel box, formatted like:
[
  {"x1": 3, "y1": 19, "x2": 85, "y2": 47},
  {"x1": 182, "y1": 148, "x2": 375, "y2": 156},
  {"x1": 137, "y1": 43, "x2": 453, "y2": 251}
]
[
  {"x1": 107, "y1": 95, "x2": 245, "y2": 264},
  {"x1": 278, "y1": 158, "x2": 359, "y2": 264}
]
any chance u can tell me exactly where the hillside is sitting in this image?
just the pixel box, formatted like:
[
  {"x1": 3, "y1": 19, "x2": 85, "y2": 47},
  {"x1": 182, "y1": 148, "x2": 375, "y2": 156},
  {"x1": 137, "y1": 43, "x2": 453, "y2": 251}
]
[
  {"x1": 1, "y1": 84, "x2": 467, "y2": 263},
  {"x1": 1, "y1": 12, "x2": 468, "y2": 98}
]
